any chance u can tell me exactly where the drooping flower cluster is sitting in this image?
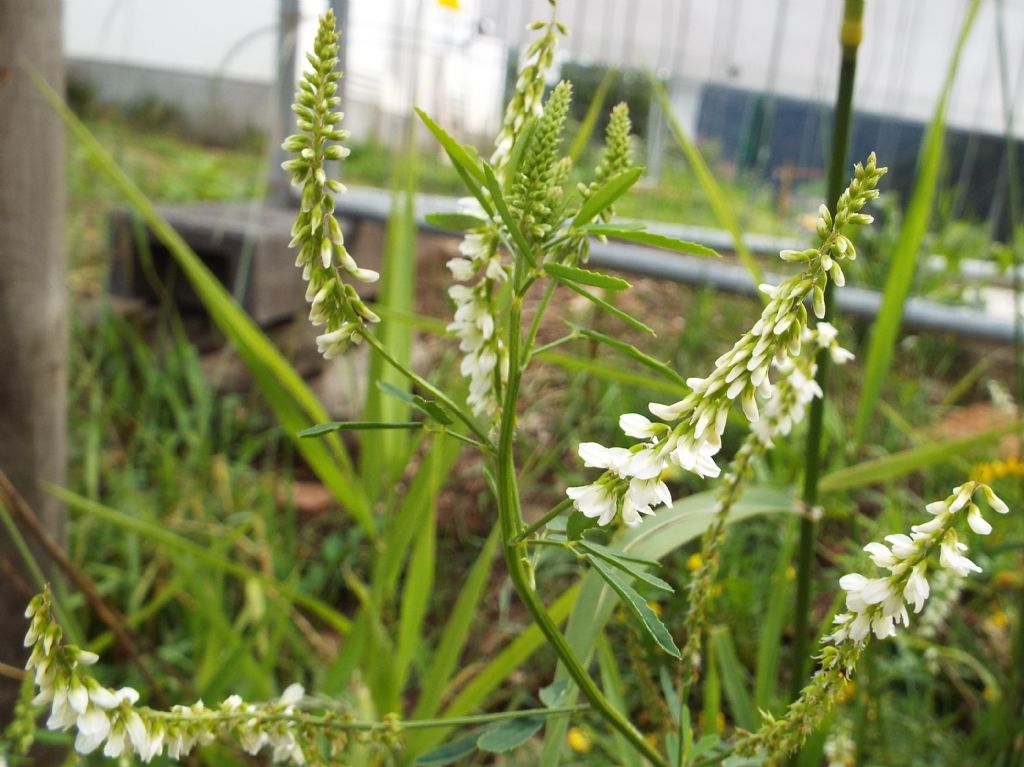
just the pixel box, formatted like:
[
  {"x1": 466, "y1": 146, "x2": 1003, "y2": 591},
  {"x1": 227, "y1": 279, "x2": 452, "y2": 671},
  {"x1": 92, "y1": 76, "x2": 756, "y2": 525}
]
[
  {"x1": 827, "y1": 481, "x2": 1009, "y2": 644},
  {"x1": 741, "y1": 481, "x2": 1010, "y2": 760},
  {"x1": 751, "y1": 321, "x2": 852, "y2": 447},
  {"x1": 24, "y1": 588, "x2": 320, "y2": 764},
  {"x1": 565, "y1": 154, "x2": 879, "y2": 532},
  {"x1": 283, "y1": 11, "x2": 380, "y2": 359},
  {"x1": 675, "y1": 324, "x2": 854, "y2": 686}
]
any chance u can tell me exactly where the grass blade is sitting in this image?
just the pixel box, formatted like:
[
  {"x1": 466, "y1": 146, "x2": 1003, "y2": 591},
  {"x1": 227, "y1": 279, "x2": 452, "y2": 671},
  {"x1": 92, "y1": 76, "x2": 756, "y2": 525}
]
[
  {"x1": 819, "y1": 418, "x2": 1023, "y2": 493},
  {"x1": 710, "y1": 625, "x2": 757, "y2": 730},
  {"x1": 363, "y1": 167, "x2": 418, "y2": 497},
  {"x1": 596, "y1": 636, "x2": 643, "y2": 767},
  {"x1": 29, "y1": 70, "x2": 376, "y2": 535},
  {"x1": 852, "y1": 0, "x2": 981, "y2": 444},
  {"x1": 393, "y1": 471, "x2": 438, "y2": 711},
  {"x1": 649, "y1": 77, "x2": 763, "y2": 288},
  {"x1": 53, "y1": 487, "x2": 352, "y2": 635},
  {"x1": 567, "y1": 68, "x2": 617, "y2": 163},
  {"x1": 411, "y1": 528, "x2": 501, "y2": 723}
]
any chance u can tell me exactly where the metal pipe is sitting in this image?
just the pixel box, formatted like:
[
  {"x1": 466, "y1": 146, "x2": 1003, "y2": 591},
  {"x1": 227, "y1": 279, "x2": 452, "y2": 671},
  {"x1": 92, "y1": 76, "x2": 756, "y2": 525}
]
[
  {"x1": 268, "y1": 0, "x2": 300, "y2": 207},
  {"x1": 328, "y1": 186, "x2": 1018, "y2": 344}
]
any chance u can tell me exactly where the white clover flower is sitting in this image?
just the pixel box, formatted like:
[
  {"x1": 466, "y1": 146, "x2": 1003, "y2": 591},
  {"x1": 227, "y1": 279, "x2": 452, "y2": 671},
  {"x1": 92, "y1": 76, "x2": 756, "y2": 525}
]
[{"x1": 827, "y1": 482, "x2": 1009, "y2": 645}]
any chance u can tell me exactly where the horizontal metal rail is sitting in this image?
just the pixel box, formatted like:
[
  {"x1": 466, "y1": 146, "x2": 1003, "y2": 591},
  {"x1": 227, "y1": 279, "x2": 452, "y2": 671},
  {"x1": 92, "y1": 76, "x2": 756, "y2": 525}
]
[{"x1": 333, "y1": 186, "x2": 1017, "y2": 345}]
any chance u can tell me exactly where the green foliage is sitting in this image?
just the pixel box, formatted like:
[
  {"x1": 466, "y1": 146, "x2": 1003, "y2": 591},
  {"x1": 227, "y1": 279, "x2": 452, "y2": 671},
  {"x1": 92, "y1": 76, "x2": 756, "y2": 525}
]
[{"x1": 853, "y1": 0, "x2": 983, "y2": 445}]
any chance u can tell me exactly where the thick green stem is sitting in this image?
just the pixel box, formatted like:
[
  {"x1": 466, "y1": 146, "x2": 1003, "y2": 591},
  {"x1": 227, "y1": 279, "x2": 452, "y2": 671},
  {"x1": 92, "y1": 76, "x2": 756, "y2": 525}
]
[
  {"x1": 494, "y1": 301, "x2": 669, "y2": 767},
  {"x1": 790, "y1": 0, "x2": 863, "y2": 702}
]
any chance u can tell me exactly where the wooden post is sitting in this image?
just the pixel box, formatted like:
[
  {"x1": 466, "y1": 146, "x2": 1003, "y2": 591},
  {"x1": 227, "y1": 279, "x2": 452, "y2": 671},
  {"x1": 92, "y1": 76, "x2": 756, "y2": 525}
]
[{"x1": 0, "y1": 0, "x2": 67, "y2": 718}]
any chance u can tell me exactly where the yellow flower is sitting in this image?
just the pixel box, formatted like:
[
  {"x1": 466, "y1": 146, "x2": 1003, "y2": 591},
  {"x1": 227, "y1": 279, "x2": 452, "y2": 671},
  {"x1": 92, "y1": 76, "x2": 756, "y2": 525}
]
[
  {"x1": 647, "y1": 600, "x2": 663, "y2": 617},
  {"x1": 567, "y1": 727, "x2": 591, "y2": 753},
  {"x1": 686, "y1": 553, "x2": 703, "y2": 571},
  {"x1": 437, "y1": 0, "x2": 460, "y2": 8},
  {"x1": 972, "y1": 456, "x2": 1024, "y2": 484}
]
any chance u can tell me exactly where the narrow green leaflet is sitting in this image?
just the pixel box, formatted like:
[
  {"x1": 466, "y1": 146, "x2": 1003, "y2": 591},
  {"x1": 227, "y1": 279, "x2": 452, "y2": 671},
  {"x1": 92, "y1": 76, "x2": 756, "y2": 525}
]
[
  {"x1": 578, "y1": 225, "x2": 719, "y2": 258},
  {"x1": 378, "y1": 381, "x2": 455, "y2": 425},
  {"x1": 298, "y1": 421, "x2": 422, "y2": 437},
  {"x1": 481, "y1": 162, "x2": 535, "y2": 266},
  {"x1": 476, "y1": 717, "x2": 546, "y2": 753},
  {"x1": 710, "y1": 626, "x2": 757, "y2": 730},
  {"x1": 578, "y1": 542, "x2": 673, "y2": 592},
  {"x1": 573, "y1": 326, "x2": 687, "y2": 387},
  {"x1": 543, "y1": 262, "x2": 630, "y2": 291},
  {"x1": 852, "y1": 0, "x2": 981, "y2": 444},
  {"x1": 424, "y1": 212, "x2": 489, "y2": 232},
  {"x1": 572, "y1": 167, "x2": 644, "y2": 226},
  {"x1": 586, "y1": 556, "x2": 680, "y2": 657},
  {"x1": 556, "y1": 279, "x2": 655, "y2": 335},
  {"x1": 415, "y1": 108, "x2": 493, "y2": 216},
  {"x1": 539, "y1": 351, "x2": 685, "y2": 397}
]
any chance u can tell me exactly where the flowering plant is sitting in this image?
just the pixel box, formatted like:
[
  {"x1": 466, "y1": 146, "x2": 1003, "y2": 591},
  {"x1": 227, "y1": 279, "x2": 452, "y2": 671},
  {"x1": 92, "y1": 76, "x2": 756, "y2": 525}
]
[{"x1": 7, "y1": 4, "x2": 1018, "y2": 767}]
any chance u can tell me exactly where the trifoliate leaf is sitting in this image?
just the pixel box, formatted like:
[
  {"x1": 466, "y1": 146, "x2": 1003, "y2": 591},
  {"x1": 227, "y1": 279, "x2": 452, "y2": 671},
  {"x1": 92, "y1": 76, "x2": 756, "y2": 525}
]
[
  {"x1": 587, "y1": 556, "x2": 680, "y2": 657},
  {"x1": 577, "y1": 541, "x2": 673, "y2": 592}
]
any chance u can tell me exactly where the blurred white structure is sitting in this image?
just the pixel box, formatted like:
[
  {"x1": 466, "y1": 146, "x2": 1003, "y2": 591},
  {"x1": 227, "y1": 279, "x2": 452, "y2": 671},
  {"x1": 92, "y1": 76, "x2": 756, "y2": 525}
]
[
  {"x1": 65, "y1": 1, "x2": 1024, "y2": 146},
  {"x1": 65, "y1": 0, "x2": 506, "y2": 144}
]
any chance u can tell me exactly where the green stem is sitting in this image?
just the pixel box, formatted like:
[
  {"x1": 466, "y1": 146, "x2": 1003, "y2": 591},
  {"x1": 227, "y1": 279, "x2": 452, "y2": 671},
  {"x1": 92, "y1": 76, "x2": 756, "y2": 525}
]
[
  {"x1": 143, "y1": 703, "x2": 588, "y2": 732},
  {"x1": 494, "y1": 301, "x2": 669, "y2": 767},
  {"x1": 513, "y1": 497, "x2": 574, "y2": 543},
  {"x1": 530, "y1": 333, "x2": 579, "y2": 359},
  {"x1": 359, "y1": 328, "x2": 490, "y2": 445},
  {"x1": 523, "y1": 281, "x2": 559, "y2": 361},
  {"x1": 791, "y1": 0, "x2": 863, "y2": 702}
]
